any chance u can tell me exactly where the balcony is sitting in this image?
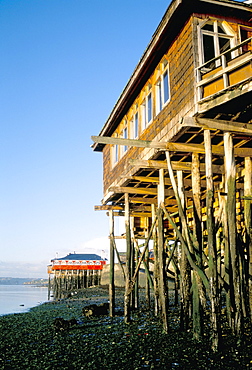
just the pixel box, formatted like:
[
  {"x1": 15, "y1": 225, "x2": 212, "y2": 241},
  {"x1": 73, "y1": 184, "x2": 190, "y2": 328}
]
[{"x1": 196, "y1": 37, "x2": 252, "y2": 105}]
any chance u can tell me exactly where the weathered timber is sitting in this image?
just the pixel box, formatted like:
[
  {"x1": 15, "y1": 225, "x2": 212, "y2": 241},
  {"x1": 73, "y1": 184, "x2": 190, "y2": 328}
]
[
  {"x1": 129, "y1": 159, "x2": 224, "y2": 174},
  {"x1": 224, "y1": 132, "x2": 242, "y2": 336},
  {"x1": 152, "y1": 203, "x2": 159, "y2": 316},
  {"x1": 182, "y1": 117, "x2": 252, "y2": 135},
  {"x1": 108, "y1": 186, "x2": 191, "y2": 198},
  {"x1": 177, "y1": 169, "x2": 191, "y2": 331},
  {"x1": 109, "y1": 210, "x2": 115, "y2": 317},
  {"x1": 157, "y1": 168, "x2": 169, "y2": 333},
  {"x1": 124, "y1": 193, "x2": 131, "y2": 323},
  {"x1": 204, "y1": 129, "x2": 220, "y2": 352},
  {"x1": 91, "y1": 135, "x2": 252, "y2": 156},
  {"x1": 244, "y1": 157, "x2": 252, "y2": 320}
]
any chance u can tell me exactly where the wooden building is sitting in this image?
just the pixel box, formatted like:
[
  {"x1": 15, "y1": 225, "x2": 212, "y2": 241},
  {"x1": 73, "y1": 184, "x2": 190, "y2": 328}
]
[
  {"x1": 92, "y1": 0, "x2": 252, "y2": 350},
  {"x1": 48, "y1": 253, "x2": 106, "y2": 299}
]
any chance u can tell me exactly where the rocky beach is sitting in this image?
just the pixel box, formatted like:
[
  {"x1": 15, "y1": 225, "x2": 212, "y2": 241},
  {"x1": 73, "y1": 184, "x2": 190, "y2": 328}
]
[{"x1": 0, "y1": 286, "x2": 251, "y2": 369}]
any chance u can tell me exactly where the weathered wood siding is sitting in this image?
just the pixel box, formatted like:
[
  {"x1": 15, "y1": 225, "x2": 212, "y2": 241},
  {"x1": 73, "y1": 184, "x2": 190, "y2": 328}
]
[{"x1": 102, "y1": 17, "x2": 195, "y2": 194}]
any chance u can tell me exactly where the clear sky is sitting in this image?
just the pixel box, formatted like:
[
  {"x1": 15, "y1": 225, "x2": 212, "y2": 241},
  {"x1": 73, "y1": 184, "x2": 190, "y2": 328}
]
[{"x1": 0, "y1": 0, "x2": 171, "y2": 278}]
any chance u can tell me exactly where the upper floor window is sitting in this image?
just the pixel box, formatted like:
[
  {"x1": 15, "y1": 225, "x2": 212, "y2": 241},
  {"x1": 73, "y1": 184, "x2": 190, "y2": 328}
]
[
  {"x1": 123, "y1": 126, "x2": 128, "y2": 153},
  {"x1": 199, "y1": 20, "x2": 235, "y2": 67},
  {"x1": 134, "y1": 112, "x2": 139, "y2": 138},
  {"x1": 156, "y1": 67, "x2": 170, "y2": 114},
  {"x1": 113, "y1": 144, "x2": 119, "y2": 165},
  {"x1": 141, "y1": 91, "x2": 153, "y2": 130},
  {"x1": 147, "y1": 92, "x2": 152, "y2": 124}
]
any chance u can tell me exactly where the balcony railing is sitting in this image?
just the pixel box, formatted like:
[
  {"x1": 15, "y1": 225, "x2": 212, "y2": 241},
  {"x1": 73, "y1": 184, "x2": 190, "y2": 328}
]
[{"x1": 196, "y1": 37, "x2": 252, "y2": 101}]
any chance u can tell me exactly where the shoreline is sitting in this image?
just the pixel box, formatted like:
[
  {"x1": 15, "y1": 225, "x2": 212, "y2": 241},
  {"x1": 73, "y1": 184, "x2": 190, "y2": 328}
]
[{"x1": 0, "y1": 286, "x2": 251, "y2": 369}]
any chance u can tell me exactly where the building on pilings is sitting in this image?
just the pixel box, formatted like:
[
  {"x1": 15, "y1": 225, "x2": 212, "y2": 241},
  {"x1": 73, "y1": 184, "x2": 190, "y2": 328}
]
[
  {"x1": 48, "y1": 253, "x2": 107, "y2": 299},
  {"x1": 91, "y1": 0, "x2": 252, "y2": 348}
]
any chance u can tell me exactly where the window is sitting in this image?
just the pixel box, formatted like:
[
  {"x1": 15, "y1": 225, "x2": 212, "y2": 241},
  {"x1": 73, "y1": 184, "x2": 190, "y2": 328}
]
[
  {"x1": 113, "y1": 144, "x2": 119, "y2": 165},
  {"x1": 240, "y1": 26, "x2": 252, "y2": 53},
  {"x1": 156, "y1": 68, "x2": 170, "y2": 114},
  {"x1": 123, "y1": 126, "x2": 128, "y2": 153},
  {"x1": 147, "y1": 93, "x2": 152, "y2": 123},
  {"x1": 199, "y1": 20, "x2": 235, "y2": 67},
  {"x1": 134, "y1": 112, "x2": 139, "y2": 138},
  {"x1": 141, "y1": 92, "x2": 153, "y2": 130}
]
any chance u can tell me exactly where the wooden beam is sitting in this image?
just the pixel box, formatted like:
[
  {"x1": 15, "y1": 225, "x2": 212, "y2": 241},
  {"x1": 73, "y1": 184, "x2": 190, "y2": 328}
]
[
  {"x1": 94, "y1": 205, "x2": 124, "y2": 211},
  {"x1": 182, "y1": 117, "x2": 252, "y2": 135},
  {"x1": 129, "y1": 197, "x2": 157, "y2": 204},
  {"x1": 92, "y1": 134, "x2": 252, "y2": 156},
  {"x1": 129, "y1": 159, "x2": 224, "y2": 174},
  {"x1": 108, "y1": 186, "x2": 192, "y2": 197}
]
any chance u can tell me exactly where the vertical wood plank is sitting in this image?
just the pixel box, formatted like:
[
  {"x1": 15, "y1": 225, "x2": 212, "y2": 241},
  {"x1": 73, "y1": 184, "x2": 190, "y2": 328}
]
[
  {"x1": 124, "y1": 193, "x2": 132, "y2": 323},
  {"x1": 224, "y1": 132, "x2": 242, "y2": 336},
  {"x1": 191, "y1": 153, "x2": 203, "y2": 339},
  {"x1": 152, "y1": 203, "x2": 159, "y2": 316},
  {"x1": 158, "y1": 169, "x2": 169, "y2": 333},
  {"x1": 204, "y1": 129, "x2": 220, "y2": 351},
  {"x1": 109, "y1": 210, "x2": 115, "y2": 317},
  {"x1": 244, "y1": 157, "x2": 252, "y2": 320}
]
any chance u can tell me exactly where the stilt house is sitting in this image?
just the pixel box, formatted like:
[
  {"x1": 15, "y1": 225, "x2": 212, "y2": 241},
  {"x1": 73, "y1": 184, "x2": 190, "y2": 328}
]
[
  {"x1": 92, "y1": 0, "x2": 252, "y2": 350},
  {"x1": 48, "y1": 253, "x2": 106, "y2": 299}
]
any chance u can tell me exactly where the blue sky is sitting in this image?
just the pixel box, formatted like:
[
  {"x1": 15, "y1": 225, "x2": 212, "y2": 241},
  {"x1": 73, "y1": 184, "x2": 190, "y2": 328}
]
[{"x1": 0, "y1": 0, "x2": 170, "y2": 278}]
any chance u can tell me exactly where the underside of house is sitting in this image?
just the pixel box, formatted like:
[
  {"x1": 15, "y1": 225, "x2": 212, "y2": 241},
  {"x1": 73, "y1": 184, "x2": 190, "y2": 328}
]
[{"x1": 92, "y1": 0, "x2": 252, "y2": 350}]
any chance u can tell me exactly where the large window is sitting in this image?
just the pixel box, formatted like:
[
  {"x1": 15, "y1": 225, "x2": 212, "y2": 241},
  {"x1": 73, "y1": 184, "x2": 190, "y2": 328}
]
[
  {"x1": 199, "y1": 20, "x2": 235, "y2": 67},
  {"x1": 156, "y1": 67, "x2": 170, "y2": 114},
  {"x1": 123, "y1": 126, "x2": 128, "y2": 153},
  {"x1": 113, "y1": 144, "x2": 119, "y2": 165},
  {"x1": 134, "y1": 112, "x2": 139, "y2": 138},
  {"x1": 141, "y1": 92, "x2": 153, "y2": 130}
]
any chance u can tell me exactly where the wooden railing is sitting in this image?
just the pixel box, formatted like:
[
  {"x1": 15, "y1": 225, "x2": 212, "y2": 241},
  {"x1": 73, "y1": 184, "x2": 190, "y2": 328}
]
[{"x1": 196, "y1": 37, "x2": 252, "y2": 101}]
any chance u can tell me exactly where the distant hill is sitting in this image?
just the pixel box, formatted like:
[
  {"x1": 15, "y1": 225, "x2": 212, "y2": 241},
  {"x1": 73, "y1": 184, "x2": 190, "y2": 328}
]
[{"x1": 0, "y1": 277, "x2": 47, "y2": 285}]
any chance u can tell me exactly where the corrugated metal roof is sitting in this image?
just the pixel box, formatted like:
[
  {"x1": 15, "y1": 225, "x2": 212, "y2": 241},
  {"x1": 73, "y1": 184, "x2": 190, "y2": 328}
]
[{"x1": 52, "y1": 253, "x2": 104, "y2": 261}]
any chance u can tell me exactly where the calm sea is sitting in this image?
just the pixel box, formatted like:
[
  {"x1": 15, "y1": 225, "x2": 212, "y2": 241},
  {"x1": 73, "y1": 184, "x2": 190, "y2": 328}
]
[{"x1": 0, "y1": 285, "x2": 49, "y2": 316}]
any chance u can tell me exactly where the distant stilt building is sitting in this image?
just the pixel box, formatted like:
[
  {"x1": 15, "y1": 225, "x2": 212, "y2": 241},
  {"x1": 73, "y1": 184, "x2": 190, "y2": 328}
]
[{"x1": 47, "y1": 253, "x2": 107, "y2": 300}]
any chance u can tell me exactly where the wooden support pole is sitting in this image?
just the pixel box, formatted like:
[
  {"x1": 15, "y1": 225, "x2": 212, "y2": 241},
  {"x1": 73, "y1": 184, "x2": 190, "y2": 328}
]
[
  {"x1": 204, "y1": 129, "x2": 220, "y2": 351},
  {"x1": 191, "y1": 153, "x2": 204, "y2": 339},
  {"x1": 244, "y1": 157, "x2": 252, "y2": 321},
  {"x1": 152, "y1": 203, "x2": 159, "y2": 316},
  {"x1": 124, "y1": 193, "x2": 132, "y2": 323},
  {"x1": 224, "y1": 132, "x2": 242, "y2": 336},
  {"x1": 158, "y1": 169, "x2": 169, "y2": 333},
  {"x1": 145, "y1": 226, "x2": 150, "y2": 309},
  {"x1": 134, "y1": 239, "x2": 139, "y2": 309},
  {"x1": 109, "y1": 210, "x2": 115, "y2": 317},
  {"x1": 177, "y1": 170, "x2": 191, "y2": 331}
]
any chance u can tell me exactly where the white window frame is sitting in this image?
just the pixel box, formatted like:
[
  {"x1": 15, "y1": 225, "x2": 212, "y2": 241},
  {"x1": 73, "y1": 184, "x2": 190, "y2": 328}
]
[
  {"x1": 112, "y1": 143, "x2": 119, "y2": 167},
  {"x1": 156, "y1": 66, "x2": 170, "y2": 115},
  {"x1": 133, "y1": 111, "x2": 139, "y2": 139},
  {"x1": 141, "y1": 91, "x2": 153, "y2": 130},
  {"x1": 198, "y1": 19, "x2": 236, "y2": 67},
  {"x1": 122, "y1": 126, "x2": 128, "y2": 154}
]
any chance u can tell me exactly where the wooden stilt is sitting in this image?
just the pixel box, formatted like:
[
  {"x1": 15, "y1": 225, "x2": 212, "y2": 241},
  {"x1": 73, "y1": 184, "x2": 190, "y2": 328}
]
[
  {"x1": 134, "y1": 239, "x2": 139, "y2": 309},
  {"x1": 124, "y1": 193, "x2": 132, "y2": 323},
  {"x1": 158, "y1": 169, "x2": 169, "y2": 333},
  {"x1": 109, "y1": 210, "x2": 115, "y2": 317},
  {"x1": 152, "y1": 203, "x2": 159, "y2": 316},
  {"x1": 177, "y1": 169, "x2": 191, "y2": 331},
  {"x1": 204, "y1": 129, "x2": 220, "y2": 351},
  {"x1": 224, "y1": 132, "x2": 242, "y2": 336},
  {"x1": 244, "y1": 157, "x2": 252, "y2": 321},
  {"x1": 191, "y1": 153, "x2": 203, "y2": 340},
  {"x1": 145, "y1": 226, "x2": 150, "y2": 309}
]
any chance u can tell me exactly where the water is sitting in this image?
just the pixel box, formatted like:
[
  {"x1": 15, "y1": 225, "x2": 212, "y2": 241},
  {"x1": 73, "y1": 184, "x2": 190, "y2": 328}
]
[{"x1": 0, "y1": 285, "x2": 49, "y2": 316}]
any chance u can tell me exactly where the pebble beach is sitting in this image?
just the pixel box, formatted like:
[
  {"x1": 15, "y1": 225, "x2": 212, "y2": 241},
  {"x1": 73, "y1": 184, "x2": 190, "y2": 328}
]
[{"x1": 0, "y1": 286, "x2": 251, "y2": 369}]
